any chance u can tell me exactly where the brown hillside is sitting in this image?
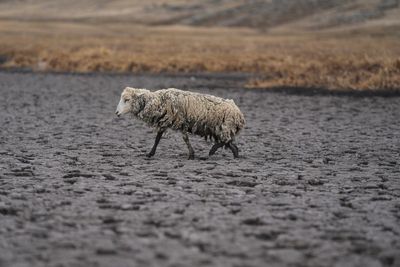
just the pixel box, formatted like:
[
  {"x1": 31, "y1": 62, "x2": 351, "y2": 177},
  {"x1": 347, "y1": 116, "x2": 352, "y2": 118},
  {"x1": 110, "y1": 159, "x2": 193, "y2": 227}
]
[{"x1": 0, "y1": 0, "x2": 399, "y2": 91}]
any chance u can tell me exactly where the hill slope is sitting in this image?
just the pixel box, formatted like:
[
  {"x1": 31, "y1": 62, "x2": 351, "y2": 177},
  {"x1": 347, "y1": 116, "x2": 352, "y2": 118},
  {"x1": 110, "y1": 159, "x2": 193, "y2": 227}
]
[
  {"x1": 0, "y1": 0, "x2": 398, "y2": 32},
  {"x1": 0, "y1": 0, "x2": 399, "y2": 91}
]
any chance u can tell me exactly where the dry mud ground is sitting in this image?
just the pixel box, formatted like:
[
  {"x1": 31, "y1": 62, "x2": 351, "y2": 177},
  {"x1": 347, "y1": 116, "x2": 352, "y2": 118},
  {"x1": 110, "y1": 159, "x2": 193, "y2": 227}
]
[{"x1": 0, "y1": 71, "x2": 399, "y2": 267}]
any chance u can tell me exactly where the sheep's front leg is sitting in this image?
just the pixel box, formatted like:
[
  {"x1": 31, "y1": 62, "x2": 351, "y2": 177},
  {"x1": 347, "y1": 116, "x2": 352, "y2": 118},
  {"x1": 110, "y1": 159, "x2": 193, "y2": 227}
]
[
  {"x1": 147, "y1": 130, "x2": 164, "y2": 158},
  {"x1": 182, "y1": 132, "x2": 195, "y2": 160}
]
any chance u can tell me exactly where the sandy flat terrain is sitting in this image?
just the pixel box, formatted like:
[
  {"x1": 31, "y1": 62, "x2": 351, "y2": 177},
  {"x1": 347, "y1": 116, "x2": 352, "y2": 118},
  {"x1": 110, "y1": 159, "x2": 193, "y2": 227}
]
[{"x1": 0, "y1": 71, "x2": 399, "y2": 267}]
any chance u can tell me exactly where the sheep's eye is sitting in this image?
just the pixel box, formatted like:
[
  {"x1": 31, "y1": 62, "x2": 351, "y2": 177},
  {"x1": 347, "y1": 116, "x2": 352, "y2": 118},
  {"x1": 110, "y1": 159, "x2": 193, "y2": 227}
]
[{"x1": 124, "y1": 99, "x2": 130, "y2": 103}]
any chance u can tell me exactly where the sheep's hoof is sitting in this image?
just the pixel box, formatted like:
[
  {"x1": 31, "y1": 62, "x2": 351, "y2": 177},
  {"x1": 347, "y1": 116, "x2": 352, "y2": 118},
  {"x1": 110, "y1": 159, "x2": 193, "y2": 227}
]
[
  {"x1": 188, "y1": 154, "x2": 195, "y2": 160},
  {"x1": 146, "y1": 152, "x2": 155, "y2": 158}
]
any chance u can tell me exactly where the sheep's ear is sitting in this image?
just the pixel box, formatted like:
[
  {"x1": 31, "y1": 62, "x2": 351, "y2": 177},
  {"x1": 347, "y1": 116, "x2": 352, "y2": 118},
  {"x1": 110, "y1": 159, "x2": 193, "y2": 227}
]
[
  {"x1": 136, "y1": 91, "x2": 151, "y2": 109},
  {"x1": 140, "y1": 91, "x2": 152, "y2": 102}
]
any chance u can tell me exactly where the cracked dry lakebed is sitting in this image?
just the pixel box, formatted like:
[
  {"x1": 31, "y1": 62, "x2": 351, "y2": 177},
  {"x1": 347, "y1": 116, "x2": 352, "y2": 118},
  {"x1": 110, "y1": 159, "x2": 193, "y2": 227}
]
[{"x1": 0, "y1": 71, "x2": 400, "y2": 267}]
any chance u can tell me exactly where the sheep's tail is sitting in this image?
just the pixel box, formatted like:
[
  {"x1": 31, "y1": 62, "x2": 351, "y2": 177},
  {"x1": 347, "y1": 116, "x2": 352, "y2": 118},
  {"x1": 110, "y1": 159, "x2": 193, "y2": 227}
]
[{"x1": 230, "y1": 101, "x2": 245, "y2": 138}]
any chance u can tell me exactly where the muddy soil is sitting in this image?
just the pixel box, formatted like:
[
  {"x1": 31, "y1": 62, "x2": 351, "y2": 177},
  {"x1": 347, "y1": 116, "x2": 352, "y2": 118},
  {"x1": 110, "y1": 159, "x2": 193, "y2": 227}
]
[{"x1": 0, "y1": 71, "x2": 399, "y2": 267}]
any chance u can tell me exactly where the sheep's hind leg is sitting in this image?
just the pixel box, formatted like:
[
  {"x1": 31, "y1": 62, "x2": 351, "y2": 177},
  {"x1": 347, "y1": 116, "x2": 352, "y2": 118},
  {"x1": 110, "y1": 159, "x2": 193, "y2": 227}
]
[
  {"x1": 209, "y1": 142, "x2": 225, "y2": 156},
  {"x1": 147, "y1": 130, "x2": 164, "y2": 158},
  {"x1": 182, "y1": 133, "x2": 195, "y2": 160},
  {"x1": 227, "y1": 141, "x2": 239, "y2": 158}
]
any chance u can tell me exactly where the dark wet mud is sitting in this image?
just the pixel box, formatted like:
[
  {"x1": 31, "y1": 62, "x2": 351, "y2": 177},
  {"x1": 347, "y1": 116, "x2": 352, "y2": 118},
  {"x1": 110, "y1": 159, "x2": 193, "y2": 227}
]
[{"x1": 0, "y1": 71, "x2": 399, "y2": 267}]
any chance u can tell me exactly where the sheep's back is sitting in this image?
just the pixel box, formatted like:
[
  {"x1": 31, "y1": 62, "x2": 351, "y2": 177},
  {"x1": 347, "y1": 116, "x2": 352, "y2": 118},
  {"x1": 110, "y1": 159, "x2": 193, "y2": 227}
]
[{"x1": 158, "y1": 89, "x2": 244, "y2": 142}]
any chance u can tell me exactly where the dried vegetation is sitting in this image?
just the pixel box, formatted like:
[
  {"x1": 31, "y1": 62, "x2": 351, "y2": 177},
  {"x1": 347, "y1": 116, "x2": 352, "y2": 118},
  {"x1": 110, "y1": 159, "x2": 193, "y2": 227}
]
[{"x1": 0, "y1": 20, "x2": 399, "y2": 91}]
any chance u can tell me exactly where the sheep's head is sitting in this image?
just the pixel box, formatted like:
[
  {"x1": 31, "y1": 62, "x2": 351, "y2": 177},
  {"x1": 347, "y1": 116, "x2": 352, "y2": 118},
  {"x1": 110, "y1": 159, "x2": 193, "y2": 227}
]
[{"x1": 115, "y1": 87, "x2": 150, "y2": 117}]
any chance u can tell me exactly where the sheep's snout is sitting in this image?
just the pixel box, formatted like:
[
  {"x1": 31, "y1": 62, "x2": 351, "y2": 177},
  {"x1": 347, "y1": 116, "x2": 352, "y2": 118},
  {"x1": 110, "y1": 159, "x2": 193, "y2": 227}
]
[{"x1": 115, "y1": 97, "x2": 129, "y2": 117}]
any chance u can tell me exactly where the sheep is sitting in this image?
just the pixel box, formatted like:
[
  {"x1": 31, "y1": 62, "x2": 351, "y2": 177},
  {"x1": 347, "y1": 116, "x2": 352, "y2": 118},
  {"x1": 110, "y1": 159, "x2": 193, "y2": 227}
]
[{"x1": 115, "y1": 87, "x2": 245, "y2": 159}]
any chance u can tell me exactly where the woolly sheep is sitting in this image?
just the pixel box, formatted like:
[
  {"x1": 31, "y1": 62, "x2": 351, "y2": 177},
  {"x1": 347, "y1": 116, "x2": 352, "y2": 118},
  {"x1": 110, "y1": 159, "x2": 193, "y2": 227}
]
[{"x1": 115, "y1": 87, "x2": 245, "y2": 159}]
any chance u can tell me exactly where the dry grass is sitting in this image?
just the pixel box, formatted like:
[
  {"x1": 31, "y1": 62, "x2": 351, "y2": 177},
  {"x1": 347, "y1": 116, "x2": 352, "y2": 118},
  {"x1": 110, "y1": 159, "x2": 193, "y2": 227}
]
[{"x1": 0, "y1": 20, "x2": 399, "y2": 91}]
